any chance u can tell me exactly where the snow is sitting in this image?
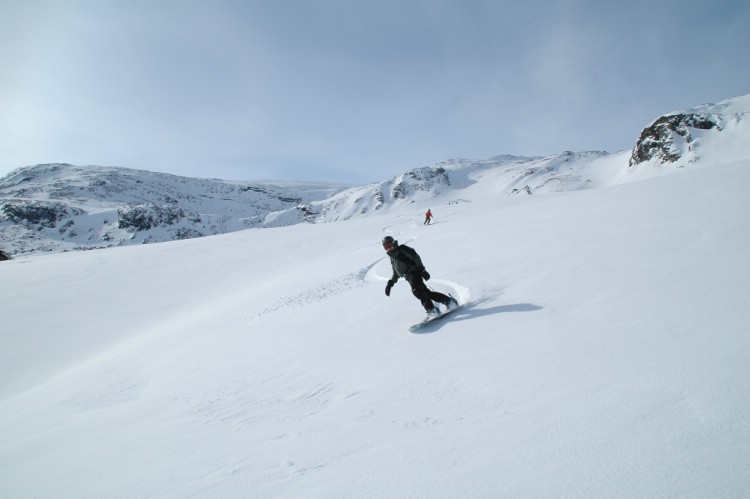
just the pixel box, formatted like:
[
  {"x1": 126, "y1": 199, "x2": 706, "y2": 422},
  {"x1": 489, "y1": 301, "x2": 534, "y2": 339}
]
[
  {"x1": 2, "y1": 145, "x2": 749, "y2": 497},
  {"x1": 677, "y1": 93, "x2": 750, "y2": 116},
  {"x1": 0, "y1": 163, "x2": 355, "y2": 254}
]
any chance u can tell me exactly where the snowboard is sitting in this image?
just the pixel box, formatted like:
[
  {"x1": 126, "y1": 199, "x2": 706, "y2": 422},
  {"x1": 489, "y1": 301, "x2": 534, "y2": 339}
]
[{"x1": 409, "y1": 303, "x2": 462, "y2": 332}]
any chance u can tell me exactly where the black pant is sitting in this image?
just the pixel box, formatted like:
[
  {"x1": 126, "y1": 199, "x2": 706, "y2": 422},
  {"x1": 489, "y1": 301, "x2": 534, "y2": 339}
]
[{"x1": 405, "y1": 272, "x2": 451, "y2": 312}]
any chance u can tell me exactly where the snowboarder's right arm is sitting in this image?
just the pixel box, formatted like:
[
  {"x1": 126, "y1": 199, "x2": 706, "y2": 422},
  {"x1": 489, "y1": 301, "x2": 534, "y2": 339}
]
[
  {"x1": 385, "y1": 277, "x2": 397, "y2": 296},
  {"x1": 385, "y1": 265, "x2": 399, "y2": 295}
]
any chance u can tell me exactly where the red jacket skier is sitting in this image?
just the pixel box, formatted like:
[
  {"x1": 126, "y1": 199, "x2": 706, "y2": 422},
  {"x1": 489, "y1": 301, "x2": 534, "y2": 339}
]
[{"x1": 424, "y1": 209, "x2": 433, "y2": 225}]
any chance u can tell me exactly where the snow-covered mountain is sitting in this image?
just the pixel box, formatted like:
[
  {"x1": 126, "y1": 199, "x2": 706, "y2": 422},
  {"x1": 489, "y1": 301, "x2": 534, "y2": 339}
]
[
  {"x1": 0, "y1": 95, "x2": 750, "y2": 255},
  {"x1": 0, "y1": 153, "x2": 621, "y2": 255},
  {"x1": 1, "y1": 94, "x2": 749, "y2": 258},
  {"x1": 0, "y1": 166, "x2": 350, "y2": 254}
]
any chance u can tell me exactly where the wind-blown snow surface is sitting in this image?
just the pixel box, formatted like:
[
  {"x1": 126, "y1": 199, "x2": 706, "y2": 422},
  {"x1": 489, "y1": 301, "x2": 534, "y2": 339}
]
[{"x1": 2, "y1": 159, "x2": 749, "y2": 497}]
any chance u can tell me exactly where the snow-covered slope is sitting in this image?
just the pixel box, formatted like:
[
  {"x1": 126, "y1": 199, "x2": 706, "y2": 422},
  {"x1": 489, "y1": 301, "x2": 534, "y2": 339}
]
[
  {"x1": 1, "y1": 151, "x2": 748, "y2": 497},
  {"x1": 304, "y1": 151, "x2": 624, "y2": 223}
]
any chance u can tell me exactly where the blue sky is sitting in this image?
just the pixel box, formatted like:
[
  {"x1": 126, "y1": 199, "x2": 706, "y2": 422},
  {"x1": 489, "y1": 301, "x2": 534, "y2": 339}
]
[{"x1": 1, "y1": 0, "x2": 748, "y2": 184}]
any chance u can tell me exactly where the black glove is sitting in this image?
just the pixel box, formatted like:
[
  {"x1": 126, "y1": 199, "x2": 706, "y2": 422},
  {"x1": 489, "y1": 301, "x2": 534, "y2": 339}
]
[
  {"x1": 385, "y1": 279, "x2": 395, "y2": 296},
  {"x1": 421, "y1": 270, "x2": 431, "y2": 281}
]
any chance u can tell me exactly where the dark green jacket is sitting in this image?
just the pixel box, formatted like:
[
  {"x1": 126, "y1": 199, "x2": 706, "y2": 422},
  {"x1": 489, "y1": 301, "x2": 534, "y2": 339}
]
[{"x1": 388, "y1": 244, "x2": 424, "y2": 281}]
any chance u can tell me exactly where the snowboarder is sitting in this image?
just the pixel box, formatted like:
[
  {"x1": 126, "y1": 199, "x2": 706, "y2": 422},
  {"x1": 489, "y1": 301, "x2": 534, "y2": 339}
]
[
  {"x1": 424, "y1": 209, "x2": 433, "y2": 225},
  {"x1": 382, "y1": 236, "x2": 456, "y2": 317}
]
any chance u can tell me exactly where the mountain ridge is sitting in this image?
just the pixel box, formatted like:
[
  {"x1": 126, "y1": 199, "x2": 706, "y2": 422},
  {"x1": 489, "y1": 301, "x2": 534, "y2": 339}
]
[{"x1": 2, "y1": 94, "x2": 748, "y2": 256}]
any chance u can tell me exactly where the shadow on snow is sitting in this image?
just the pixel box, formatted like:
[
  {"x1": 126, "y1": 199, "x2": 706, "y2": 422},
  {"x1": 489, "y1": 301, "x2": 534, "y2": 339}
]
[{"x1": 411, "y1": 299, "x2": 543, "y2": 334}]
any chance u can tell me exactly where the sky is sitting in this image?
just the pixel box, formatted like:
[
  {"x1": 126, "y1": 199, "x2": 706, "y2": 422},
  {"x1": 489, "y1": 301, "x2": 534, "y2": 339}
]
[{"x1": 1, "y1": 0, "x2": 749, "y2": 184}]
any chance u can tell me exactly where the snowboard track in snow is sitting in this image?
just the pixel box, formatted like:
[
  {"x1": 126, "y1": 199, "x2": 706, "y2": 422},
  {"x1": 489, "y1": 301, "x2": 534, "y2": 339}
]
[{"x1": 254, "y1": 264, "x2": 377, "y2": 317}]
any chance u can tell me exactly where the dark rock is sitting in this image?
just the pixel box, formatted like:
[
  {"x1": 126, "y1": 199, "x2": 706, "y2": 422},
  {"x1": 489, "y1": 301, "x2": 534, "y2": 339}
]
[{"x1": 629, "y1": 113, "x2": 719, "y2": 167}]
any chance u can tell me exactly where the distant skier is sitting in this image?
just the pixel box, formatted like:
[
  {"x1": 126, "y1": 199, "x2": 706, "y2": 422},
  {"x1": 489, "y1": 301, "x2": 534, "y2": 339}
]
[
  {"x1": 424, "y1": 209, "x2": 433, "y2": 225},
  {"x1": 382, "y1": 236, "x2": 456, "y2": 317}
]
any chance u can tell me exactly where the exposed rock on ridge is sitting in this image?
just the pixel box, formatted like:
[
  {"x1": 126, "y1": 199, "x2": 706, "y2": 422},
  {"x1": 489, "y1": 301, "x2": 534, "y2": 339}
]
[
  {"x1": 628, "y1": 94, "x2": 750, "y2": 168},
  {"x1": 629, "y1": 114, "x2": 719, "y2": 167}
]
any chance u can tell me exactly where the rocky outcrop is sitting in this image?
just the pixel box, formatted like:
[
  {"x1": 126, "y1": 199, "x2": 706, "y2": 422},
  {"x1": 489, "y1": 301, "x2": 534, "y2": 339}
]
[
  {"x1": 629, "y1": 113, "x2": 719, "y2": 167},
  {"x1": 1, "y1": 201, "x2": 83, "y2": 228},
  {"x1": 392, "y1": 166, "x2": 450, "y2": 199},
  {"x1": 117, "y1": 203, "x2": 188, "y2": 231}
]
